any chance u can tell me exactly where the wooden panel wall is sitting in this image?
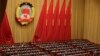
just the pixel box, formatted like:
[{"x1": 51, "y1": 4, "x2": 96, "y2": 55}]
[
  {"x1": 6, "y1": 0, "x2": 37, "y2": 43},
  {"x1": 71, "y1": 0, "x2": 85, "y2": 39},
  {"x1": 83, "y1": 0, "x2": 100, "y2": 44},
  {"x1": 72, "y1": 0, "x2": 100, "y2": 44}
]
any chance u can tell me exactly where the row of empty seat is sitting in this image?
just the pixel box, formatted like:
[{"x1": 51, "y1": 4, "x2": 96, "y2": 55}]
[{"x1": 0, "y1": 39, "x2": 100, "y2": 56}]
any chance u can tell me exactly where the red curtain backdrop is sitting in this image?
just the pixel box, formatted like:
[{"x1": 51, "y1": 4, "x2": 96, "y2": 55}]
[
  {"x1": 33, "y1": 0, "x2": 71, "y2": 42},
  {"x1": 65, "y1": 0, "x2": 71, "y2": 40},
  {"x1": 59, "y1": 0, "x2": 66, "y2": 41},
  {"x1": 0, "y1": 0, "x2": 14, "y2": 44},
  {"x1": 34, "y1": 0, "x2": 47, "y2": 42},
  {"x1": 0, "y1": 13, "x2": 14, "y2": 44},
  {"x1": 52, "y1": 0, "x2": 60, "y2": 41},
  {"x1": 46, "y1": 0, "x2": 53, "y2": 41}
]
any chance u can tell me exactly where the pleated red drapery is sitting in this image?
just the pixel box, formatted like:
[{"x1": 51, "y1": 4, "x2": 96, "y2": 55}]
[
  {"x1": 46, "y1": 0, "x2": 54, "y2": 41},
  {"x1": 64, "y1": 0, "x2": 71, "y2": 40},
  {"x1": 33, "y1": 0, "x2": 71, "y2": 42},
  {"x1": 59, "y1": 0, "x2": 66, "y2": 41},
  {"x1": 0, "y1": 0, "x2": 14, "y2": 44},
  {"x1": 0, "y1": 13, "x2": 14, "y2": 44},
  {"x1": 34, "y1": 0, "x2": 47, "y2": 42},
  {"x1": 52, "y1": 0, "x2": 60, "y2": 41}
]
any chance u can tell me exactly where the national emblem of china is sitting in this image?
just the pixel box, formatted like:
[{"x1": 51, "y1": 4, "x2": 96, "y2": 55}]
[{"x1": 16, "y1": 2, "x2": 35, "y2": 25}]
